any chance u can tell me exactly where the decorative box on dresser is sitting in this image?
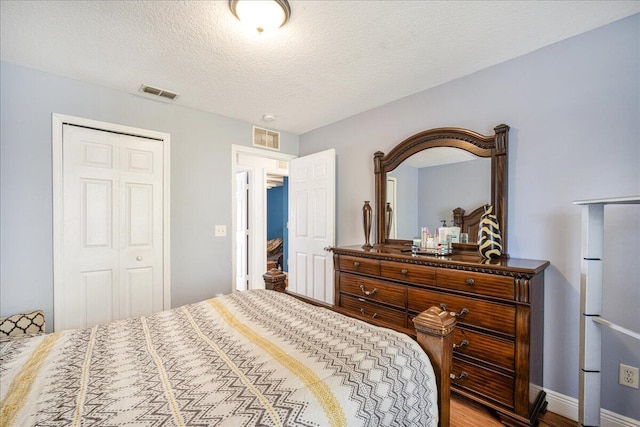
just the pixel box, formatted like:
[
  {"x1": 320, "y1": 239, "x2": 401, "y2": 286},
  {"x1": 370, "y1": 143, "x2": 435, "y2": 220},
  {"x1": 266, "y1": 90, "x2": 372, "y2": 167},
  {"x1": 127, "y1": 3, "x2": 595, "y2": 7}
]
[{"x1": 333, "y1": 246, "x2": 549, "y2": 427}]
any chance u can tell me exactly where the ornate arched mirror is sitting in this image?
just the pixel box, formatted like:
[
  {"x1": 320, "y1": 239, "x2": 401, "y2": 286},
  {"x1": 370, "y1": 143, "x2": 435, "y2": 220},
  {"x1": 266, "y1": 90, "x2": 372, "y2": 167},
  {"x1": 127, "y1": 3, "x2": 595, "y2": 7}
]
[{"x1": 374, "y1": 124, "x2": 509, "y2": 256}]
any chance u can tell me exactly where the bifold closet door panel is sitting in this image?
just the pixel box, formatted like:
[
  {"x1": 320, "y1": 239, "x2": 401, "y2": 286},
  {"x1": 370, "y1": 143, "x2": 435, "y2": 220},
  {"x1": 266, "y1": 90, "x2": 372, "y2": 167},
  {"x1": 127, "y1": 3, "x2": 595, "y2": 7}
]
[{"x1": 60, "y1": 125, "x2": 165, "y2": 330}]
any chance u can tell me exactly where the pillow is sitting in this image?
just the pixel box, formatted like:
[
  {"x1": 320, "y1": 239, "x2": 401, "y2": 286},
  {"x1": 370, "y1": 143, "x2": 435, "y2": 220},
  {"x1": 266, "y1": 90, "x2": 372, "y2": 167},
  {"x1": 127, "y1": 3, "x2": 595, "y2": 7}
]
[{"x1": 0, "y1": 310, "x2": 45, "y2": 340}]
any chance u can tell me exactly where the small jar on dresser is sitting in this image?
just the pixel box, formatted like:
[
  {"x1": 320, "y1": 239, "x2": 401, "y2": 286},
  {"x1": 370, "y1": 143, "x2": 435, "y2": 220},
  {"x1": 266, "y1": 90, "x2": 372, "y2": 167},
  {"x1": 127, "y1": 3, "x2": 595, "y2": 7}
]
[{"x1": 332, "y1": 245, "x2": 549, "y2": 427}]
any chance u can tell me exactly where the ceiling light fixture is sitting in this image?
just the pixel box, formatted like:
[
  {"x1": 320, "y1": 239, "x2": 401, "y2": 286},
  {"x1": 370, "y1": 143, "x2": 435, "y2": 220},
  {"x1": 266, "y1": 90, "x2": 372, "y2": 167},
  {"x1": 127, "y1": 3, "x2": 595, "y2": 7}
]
[
  {"x1": 229, "y1": 0, "x2": 291, "y2": 34},
  {"x1": 263, "y1": 114, "x2": 276, "y2": 122}
]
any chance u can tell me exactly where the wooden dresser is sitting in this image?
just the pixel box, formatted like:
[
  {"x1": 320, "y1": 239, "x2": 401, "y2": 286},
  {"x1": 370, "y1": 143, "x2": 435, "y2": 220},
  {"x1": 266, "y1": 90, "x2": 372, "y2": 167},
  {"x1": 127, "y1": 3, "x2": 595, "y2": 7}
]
[{"x1": 333, "y1": 245, "x2": 549, "y2": 427}]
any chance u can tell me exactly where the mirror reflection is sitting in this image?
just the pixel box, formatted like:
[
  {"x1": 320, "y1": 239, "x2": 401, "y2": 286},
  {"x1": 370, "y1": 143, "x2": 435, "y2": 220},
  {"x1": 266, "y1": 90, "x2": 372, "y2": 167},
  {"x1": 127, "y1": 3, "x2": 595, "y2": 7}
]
[{"x1": 385, "y1": 147, "x2": 490, "y2": 240}]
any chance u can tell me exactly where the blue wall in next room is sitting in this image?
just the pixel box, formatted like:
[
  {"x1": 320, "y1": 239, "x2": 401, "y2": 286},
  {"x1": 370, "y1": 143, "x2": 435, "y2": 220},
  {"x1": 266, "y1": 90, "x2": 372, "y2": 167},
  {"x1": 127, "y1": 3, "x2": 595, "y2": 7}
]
[{"x1": 267, "y1": 186, "x2": 284, "y2": 240}]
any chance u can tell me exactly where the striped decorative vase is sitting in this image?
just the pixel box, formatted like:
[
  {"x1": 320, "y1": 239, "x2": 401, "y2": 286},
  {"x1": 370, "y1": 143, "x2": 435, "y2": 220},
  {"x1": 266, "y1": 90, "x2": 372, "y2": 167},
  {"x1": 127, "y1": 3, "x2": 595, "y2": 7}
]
[{"x1": 478, "y1": 204, "x2": 502, "y2": 259}]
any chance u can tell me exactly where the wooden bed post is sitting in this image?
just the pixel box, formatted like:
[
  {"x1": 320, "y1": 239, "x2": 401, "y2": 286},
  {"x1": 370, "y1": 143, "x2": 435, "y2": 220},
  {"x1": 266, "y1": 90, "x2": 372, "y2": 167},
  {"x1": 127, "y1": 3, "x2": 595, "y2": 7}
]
[
  {"x1": 263, "y1": 268, "x2": 287, "y2": 292},
  {"x1": 413, "y1": 307, "x2": 456, "y2": 427}
]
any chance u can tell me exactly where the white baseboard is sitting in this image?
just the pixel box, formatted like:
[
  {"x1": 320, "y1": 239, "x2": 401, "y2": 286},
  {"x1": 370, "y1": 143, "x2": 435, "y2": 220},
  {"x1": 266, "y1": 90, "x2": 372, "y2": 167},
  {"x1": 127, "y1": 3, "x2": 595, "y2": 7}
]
[{"x1": 544, "y1": 388, "x2": 640, "y2": 427}]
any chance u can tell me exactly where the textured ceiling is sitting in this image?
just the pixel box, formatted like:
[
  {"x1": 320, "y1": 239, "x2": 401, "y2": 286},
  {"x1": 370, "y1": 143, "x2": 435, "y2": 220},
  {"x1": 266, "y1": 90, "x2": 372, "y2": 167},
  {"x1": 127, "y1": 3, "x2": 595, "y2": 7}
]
[{"x1": 1, "y1": 1, "x2": 639, "y2": 134}]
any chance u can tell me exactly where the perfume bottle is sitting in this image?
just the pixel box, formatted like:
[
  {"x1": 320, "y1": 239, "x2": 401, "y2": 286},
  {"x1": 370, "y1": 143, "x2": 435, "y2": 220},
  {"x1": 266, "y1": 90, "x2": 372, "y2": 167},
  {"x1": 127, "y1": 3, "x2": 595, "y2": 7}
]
[{"x1": 421, "y1": 227, "x2": 429, "y2": 248}]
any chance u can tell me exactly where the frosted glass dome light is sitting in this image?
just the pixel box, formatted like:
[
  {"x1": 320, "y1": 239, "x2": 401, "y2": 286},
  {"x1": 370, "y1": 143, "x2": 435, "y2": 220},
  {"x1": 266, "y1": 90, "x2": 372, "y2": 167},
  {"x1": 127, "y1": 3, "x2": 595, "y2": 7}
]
[{"x1": 229, "y1": 0, "x2": 291, "y2": 34}]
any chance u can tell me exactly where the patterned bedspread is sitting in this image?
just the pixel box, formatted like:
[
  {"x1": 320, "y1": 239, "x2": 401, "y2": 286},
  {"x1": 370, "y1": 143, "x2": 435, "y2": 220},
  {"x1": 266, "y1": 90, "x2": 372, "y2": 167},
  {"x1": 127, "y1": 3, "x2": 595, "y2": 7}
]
[{"x1": 0, "y1": 290, "x2": 437, "y2": 426}]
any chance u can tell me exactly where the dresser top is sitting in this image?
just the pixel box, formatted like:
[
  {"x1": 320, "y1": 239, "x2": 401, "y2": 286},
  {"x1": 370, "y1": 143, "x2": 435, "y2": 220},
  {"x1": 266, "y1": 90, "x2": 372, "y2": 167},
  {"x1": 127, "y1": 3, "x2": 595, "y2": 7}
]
[{"x1": 333, "y1": 245, "x2": 550, "y2": 275}]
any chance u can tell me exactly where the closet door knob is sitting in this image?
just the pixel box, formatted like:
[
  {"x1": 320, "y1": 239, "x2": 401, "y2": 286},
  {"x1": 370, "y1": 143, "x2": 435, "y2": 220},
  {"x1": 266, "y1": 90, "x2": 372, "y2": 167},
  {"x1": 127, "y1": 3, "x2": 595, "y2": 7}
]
[{"x1": 136, "y1": 256, "x2": 143, "y2": 261}]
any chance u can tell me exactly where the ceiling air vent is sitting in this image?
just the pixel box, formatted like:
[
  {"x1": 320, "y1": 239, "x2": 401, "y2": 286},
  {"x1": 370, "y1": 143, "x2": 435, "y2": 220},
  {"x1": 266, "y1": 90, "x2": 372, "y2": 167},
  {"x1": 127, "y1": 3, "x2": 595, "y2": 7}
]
[
  {"x1": 253, "y1": 126, "x2": 280, "y2": 151},
  {"x1": 139, "y1": 84, "x2": 180, "y2": 100}
]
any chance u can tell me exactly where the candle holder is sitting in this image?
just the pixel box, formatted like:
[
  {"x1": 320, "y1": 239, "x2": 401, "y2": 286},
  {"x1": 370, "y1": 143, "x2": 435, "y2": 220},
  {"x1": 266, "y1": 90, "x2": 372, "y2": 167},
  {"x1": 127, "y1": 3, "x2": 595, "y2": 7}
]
[{"x1": 362, "y1": 201, "x2": 373, "y2": 249}]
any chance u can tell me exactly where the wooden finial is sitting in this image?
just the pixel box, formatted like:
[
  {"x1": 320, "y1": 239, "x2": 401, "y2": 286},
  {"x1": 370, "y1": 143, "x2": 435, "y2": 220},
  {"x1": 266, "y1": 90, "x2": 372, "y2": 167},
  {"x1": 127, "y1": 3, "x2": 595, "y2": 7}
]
[
  {"x1": 262, "y1": 268, "x2": 287, "y2": 292},
  {"x1": 413, "y1": 306, "x2": 456, "y2": 427}
]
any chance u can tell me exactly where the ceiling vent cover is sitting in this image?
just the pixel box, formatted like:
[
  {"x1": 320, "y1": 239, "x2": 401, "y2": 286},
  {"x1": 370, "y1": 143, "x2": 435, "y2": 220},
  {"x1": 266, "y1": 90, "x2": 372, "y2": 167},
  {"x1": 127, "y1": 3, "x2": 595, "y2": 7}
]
[
  {"x1": 139, "y1": 84, "x2": 180, "y2": 100},
  {"x1": 253, "y1": 126, "x2": 280, "y2": 151}
]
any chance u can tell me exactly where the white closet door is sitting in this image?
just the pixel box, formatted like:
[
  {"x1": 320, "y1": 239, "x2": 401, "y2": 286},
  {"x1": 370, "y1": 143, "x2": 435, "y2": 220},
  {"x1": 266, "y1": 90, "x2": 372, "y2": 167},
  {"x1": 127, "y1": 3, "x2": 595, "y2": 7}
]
[
  {"x1": 60, "y1": 125, "x2": 164, "y2": 330},
  {"x1": 118, "y1": 134, "x2": 164, "y2": 319},
  {"x1": 288, "y1": 149, "x2": 335, "y2": 304}
]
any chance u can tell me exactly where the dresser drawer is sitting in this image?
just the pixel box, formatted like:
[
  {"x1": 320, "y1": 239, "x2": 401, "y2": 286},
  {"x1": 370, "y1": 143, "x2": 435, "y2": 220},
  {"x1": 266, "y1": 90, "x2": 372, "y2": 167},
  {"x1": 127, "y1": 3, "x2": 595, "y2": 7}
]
[
  {"x1": 339, "y1": 273, "x2": 406, "y2": 308},
  {"x1": 340, "y1": 294, "x2": 406, "y2": 328},
  {"x1": 407, "y1": 288, "x2": 516, "y2": 336},
  {"x1": 338, "y1": 255, "x2": 380, "y2": 275},
  {"x1": 452, "y1": 357, "x2": 514, "y2": 409},
  {"x1": 380, "y1": 260, "x2": 436, "y2": 286},
  {"x1": 437, "y1": 269, "x2": 514, "y2": 300},
  {"x1": 452, "y1": 327, "x2": 515, "y2": 371}
]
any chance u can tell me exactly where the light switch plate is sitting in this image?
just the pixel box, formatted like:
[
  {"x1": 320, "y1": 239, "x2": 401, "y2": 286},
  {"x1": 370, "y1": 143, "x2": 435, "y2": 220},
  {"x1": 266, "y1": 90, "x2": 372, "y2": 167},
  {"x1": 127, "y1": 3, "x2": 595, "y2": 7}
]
[{"x1": 215, "y1": 225, "x2": 227, "y2": 237}]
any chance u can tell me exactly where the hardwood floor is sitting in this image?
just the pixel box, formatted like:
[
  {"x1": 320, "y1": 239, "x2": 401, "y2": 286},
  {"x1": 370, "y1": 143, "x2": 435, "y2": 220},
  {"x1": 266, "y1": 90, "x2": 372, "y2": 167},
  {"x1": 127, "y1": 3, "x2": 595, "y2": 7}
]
[{"x1": 451, "y1": 394, "x2": 578, "y2": 427}]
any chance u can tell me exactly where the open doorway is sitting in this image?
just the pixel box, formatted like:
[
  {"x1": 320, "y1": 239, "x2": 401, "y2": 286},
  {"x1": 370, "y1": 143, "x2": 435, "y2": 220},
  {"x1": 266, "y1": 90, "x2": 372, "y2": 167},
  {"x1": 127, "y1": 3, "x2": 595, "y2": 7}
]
[
  {"x1": 266, "y1": 174, "x2": 288, "y2": 273},
  {"x1": 232, "y1": 145, "x2": 336, "y2": 303},
  {"x1": 231, "y1": 146, "x2": 295, "y2": 292}
]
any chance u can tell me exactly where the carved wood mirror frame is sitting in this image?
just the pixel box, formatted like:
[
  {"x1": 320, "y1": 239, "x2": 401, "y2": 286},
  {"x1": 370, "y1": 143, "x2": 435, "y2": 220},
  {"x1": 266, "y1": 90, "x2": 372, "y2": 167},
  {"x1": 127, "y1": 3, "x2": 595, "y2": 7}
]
[{"x1": 374, "y1": 124, "x2": 510, "y2": 256}]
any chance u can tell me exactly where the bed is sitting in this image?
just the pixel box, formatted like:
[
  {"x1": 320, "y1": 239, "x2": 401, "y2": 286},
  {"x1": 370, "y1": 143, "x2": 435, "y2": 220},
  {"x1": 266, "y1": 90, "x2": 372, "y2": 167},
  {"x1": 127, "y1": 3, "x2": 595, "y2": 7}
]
[{"x1": 0, "y1": 289, "x2": 454, "y2": 426}]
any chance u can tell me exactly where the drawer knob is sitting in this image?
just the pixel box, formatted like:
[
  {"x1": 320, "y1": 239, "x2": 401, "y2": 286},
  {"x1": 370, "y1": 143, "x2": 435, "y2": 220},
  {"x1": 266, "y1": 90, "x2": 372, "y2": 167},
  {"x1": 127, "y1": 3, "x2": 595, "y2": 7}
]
[
  {"x1": 372, "y1": 313, "x2": 379, "y2": 319},
  {"x1": 354, "y1": 261, "x2": 361, "y2": 267},
  {"x1": 401, "y1": 269, "x2": 408, "y2": 275},
  {"x1": 359, "y1": 284, "x2": 379, "y2": 296},
  {"x1": 439, "y1": 304, "x2": 469, "y2": 318},
  {"x1": 360, "y1": 308, "x2": 365, "y2": 315},
  {"x1": 450, "y1": 372, "x2": 468, "y2": 381},
  {"x1": 465, "y1": 278, "x2": 475, "y2": 286},
  {"x1": 453, "y1": 339, "x2": 469, "y2": 350}
]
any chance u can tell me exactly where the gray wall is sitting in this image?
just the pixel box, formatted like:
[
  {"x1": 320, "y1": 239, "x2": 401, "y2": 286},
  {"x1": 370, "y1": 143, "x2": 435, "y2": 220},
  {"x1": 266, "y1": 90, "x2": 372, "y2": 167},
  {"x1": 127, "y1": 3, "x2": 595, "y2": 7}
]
[
  {"x1": 0, "y1": 62, "x2": 299, "y2": 329},
  {"x1": 418, "y1": 158, "x2": 491, "y2": 234},
  {"x1": 299, "y1": 14, "x2": 640, "y2": 419}
]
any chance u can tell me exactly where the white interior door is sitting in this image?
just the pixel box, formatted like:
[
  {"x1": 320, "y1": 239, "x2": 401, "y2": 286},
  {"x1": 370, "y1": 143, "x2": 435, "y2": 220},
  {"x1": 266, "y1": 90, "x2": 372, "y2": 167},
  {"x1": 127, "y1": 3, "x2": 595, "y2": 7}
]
[
  {"x1": 249, "y1": 169, "x2": 268, "y2": 288},
  {"x1": 58, "y1": 124, "x2": 165, "y2": 330},
  {"x1": 235, "y1": 171, "x2": 249, "y2": 291},
  {"x1": 232, "y1": 146, "x2": 294, "y2": 291},
  {"x1": 288, "y1": 149, "x2": 336, "y2": 303}
]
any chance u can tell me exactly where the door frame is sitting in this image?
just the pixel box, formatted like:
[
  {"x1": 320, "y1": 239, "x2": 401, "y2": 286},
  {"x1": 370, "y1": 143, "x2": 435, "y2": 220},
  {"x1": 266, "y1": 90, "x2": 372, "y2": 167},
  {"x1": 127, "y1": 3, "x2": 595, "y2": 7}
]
[
  {"x1": 52, "y1": 113, "x2": 171, "y2": 331},
  {"x1": 231, "y1": 145, "x2": 296, "y2": 291}
]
